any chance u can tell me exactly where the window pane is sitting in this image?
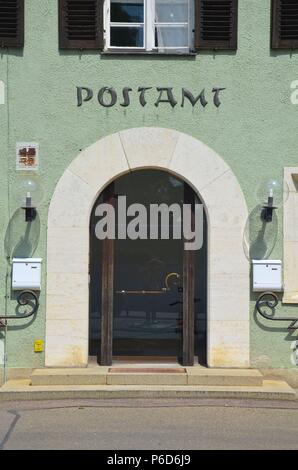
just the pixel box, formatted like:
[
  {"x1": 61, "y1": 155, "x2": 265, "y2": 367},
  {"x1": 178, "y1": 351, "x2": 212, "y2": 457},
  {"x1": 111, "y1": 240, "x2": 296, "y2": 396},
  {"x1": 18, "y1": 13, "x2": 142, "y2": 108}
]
[
  {"x1": 111, "y1": 27, "x2": 144, "y2": 47},
  {"x1": 155, "y1": 26, "x2": 188, "y2": 48},
  {"x1": 155, "y1": 0, "x2": 189, "y2": 23},
  {"x1": 111, "y1": 1, "x2": 144, "y2": 23}
]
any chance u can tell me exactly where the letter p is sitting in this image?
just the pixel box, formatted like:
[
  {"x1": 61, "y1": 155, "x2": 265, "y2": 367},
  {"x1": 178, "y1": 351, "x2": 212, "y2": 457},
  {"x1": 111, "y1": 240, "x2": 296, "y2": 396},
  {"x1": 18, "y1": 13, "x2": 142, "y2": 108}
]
[{"x1": 77, "y1": 86, "x2": 93, "y2": 107}]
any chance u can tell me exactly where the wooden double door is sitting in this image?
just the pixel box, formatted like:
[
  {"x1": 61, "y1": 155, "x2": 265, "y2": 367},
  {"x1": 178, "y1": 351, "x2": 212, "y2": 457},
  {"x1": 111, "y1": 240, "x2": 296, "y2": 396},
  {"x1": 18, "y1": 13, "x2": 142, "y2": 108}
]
[{"x1": 89, "y1": 170, "x2": 206, "y2": 366}]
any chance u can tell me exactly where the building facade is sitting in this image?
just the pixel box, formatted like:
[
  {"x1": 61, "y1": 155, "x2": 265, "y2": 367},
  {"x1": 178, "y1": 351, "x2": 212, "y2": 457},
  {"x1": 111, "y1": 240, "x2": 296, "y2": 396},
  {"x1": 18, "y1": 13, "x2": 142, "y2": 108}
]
[{"x1": 1, "y1": 0, "x2": 298, "y2": 381}]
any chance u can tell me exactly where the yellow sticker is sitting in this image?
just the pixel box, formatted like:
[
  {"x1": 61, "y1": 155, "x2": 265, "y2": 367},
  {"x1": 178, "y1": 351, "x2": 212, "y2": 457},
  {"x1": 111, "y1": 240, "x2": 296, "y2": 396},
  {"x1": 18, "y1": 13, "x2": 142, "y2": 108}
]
[{"x1": 34, "y1": 340, "x2": 44, "y2": 353}]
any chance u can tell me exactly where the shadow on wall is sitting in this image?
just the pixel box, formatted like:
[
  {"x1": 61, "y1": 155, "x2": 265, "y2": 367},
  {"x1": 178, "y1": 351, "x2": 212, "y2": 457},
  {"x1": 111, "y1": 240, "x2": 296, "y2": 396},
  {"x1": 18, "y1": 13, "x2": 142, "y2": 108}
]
[
  {"x1": 246, "y1": 207, "x2": 297, "y2": 344},
  {"x1": 2, "y1": 209, "x2": 41, "y2": 331},
  {"x1": 4, "y1": 208, "x2": 40, "y2": 260},
  {"x1": 243, "y1": 204, "x2": 278, "y2": 260}
]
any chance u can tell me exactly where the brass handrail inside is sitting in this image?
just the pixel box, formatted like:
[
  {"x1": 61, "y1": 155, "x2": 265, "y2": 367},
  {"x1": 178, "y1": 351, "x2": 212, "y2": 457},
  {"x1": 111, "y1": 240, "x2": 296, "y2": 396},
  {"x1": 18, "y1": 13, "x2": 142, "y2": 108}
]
[
  {"x1": 116, "y1": 289, "x2": 168, "y2": 295},
  {"x1": 116, "y1": 272, "x2": 181, "y2": 295}
]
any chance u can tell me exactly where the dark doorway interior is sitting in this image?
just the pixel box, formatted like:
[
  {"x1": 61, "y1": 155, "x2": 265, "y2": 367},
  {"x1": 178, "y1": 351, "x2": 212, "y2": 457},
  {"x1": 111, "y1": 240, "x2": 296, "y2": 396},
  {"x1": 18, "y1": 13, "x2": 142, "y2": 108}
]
[{"x1": 89, "y1": 170, "x2": 207, "y2": 365}]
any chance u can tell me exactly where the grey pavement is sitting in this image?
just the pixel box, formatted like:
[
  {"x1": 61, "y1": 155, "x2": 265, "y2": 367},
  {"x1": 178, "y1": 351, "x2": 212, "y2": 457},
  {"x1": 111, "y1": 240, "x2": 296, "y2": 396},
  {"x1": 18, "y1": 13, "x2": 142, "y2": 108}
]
[{"x1": 0, "y1": 398, "x2": 298, "y2": 450}]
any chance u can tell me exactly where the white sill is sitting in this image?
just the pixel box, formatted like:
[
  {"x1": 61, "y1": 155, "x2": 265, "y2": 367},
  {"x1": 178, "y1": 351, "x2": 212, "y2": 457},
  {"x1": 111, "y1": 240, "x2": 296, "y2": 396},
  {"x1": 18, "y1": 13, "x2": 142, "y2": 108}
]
[{"x1": 101, "y1": 49, "x2": 196, "y2": 56}]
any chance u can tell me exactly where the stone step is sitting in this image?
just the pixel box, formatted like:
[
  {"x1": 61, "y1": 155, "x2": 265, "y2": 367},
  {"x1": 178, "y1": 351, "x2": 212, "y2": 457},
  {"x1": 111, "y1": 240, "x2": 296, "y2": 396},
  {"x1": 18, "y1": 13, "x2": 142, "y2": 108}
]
[
  {"x1": 31, "y1": 367, "x2": 109, "y2": 386},
  {"x1": 30, "y1": 367, "x2": 264, "y2": 387},
  {"x1": 186, "y1": 368, "x2": 264, "y2": 387},
  {"x1": 0, "y1": 379, "x2": 296, "y2": 402}
]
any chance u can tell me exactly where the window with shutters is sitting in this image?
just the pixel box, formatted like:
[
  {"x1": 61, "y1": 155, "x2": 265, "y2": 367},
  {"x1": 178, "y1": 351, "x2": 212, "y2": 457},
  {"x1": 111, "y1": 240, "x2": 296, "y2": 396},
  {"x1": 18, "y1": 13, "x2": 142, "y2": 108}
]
[
  {"x1": 195, "y1": 0, "x2": 238, "y2": 50},
  {"x1": 104, "y1": 0, "x2": 195, "y2": 53},
  {"x1": 271, "y1": 0, "x2": 298, "y2": 49},
  {"x1": 0, "y1": 0, "x2": 24, "y2": 48},
  {"x1": 59, "y1": 0, "x2": 104, "y2": 49},
  {"x1": 59, "y1": 0, "x2": 239, "y2": 52}
]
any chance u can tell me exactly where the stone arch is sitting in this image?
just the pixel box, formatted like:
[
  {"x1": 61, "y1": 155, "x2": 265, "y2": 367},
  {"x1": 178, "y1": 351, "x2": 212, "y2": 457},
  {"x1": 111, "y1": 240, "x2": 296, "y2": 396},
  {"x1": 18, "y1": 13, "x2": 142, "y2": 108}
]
[{"x1": 45, "y1": 128, "x2": 249, "y2": 368}]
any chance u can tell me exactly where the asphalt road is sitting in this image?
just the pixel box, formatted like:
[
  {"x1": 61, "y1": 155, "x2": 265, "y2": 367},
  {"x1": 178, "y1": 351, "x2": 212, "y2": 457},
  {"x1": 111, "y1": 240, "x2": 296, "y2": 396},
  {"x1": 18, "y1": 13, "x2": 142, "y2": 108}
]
[{"x1": 0, "y1": 398, "x2": 298, "y2": 450}]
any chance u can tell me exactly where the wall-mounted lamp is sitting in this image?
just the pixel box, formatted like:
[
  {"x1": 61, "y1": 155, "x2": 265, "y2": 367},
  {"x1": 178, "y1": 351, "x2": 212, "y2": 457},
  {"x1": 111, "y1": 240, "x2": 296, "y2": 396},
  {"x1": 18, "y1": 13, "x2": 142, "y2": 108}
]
[
  {"x1": 14, "y1": 174, "x2": 44, "y2": 222},
  {"x1": 256, "y1": 179, "x2": 288, "y2": 223}
]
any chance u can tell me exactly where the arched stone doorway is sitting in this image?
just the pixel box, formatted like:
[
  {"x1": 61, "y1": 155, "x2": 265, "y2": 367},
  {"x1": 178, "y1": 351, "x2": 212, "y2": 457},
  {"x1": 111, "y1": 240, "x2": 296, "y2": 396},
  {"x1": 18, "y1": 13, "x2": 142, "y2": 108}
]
[{"x1": 45, "y1": 128, "x2": 249, "y2": 368}]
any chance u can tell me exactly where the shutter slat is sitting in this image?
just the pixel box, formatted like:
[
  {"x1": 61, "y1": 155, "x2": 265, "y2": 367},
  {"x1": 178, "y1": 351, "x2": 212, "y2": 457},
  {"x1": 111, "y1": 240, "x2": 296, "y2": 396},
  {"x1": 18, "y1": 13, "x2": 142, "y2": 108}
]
[
  {"x1": 59, "y1": 0, "x2": 104, "y2": 49},
  {"x1": 195, "y1": 0, "x2": 238, "y2": 50},
  {"x1": 272, "y1": 0, "x2": 298, "y2": 49},
  {"x1": 0, "y1": 0, "x2": 24, "y2": 47}
]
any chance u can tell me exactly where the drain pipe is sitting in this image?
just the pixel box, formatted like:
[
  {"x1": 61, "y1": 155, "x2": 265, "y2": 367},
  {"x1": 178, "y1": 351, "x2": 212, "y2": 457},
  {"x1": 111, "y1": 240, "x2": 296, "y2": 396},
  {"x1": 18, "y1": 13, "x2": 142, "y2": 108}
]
[{"x1": 1, "y1": 258, "x2": 11, "y2": 384}]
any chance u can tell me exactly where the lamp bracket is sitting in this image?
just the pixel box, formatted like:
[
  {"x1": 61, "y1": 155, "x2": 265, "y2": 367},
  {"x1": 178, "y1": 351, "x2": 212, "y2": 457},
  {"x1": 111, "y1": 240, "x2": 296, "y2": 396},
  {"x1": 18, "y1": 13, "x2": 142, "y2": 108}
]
[
  {"x1": 22, "y1": 206, "x2": 37, "y2": 222},
  {"x1": 0, "y1": 290, "x2": 39, "y2": 325},
  {"x1": 261, "y1": 205, "x2": 277, "y2": 222},
  {"x1": 256, "y1": 292, "x2": 298, "y2": 331}
]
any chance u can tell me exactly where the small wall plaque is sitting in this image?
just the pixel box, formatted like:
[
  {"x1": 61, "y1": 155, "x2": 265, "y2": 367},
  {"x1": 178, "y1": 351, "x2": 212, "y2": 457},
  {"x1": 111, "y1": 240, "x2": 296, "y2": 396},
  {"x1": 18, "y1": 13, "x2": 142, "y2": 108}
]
[{"x1": 16, "y1": 143, "x2": 39, "y2": 171}]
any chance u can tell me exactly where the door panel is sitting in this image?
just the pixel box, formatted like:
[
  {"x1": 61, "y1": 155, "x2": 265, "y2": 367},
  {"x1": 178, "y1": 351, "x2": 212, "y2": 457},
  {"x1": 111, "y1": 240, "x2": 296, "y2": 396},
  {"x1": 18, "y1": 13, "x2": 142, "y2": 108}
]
[
  {"x1": 100, "y1": 183, "x2": 115, "y2": 366},
  {"x1": 114, "y1": 238, "x2": 184, "y2": 359},
  {"x1": 113, "y1": 171, "x2": 184, "y2": 360}
]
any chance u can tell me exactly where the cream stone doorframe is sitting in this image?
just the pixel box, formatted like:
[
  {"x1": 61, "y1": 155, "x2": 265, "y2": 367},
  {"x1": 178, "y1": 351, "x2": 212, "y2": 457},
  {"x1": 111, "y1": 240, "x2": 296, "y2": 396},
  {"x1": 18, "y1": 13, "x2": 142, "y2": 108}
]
[{"x1": 45, "y1": 128, "x2": 249, "y2": 368}]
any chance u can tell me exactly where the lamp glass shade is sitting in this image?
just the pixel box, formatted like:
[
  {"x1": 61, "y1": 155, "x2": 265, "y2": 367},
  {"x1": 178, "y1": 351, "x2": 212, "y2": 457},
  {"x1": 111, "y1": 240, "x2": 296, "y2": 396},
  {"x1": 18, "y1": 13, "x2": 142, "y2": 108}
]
[
  {"x1": 13, "y1": 174, "x2": 44, "y2": 208},
  {"x1": 256, "y1": 179, "x2": 289, "y2": 208}
]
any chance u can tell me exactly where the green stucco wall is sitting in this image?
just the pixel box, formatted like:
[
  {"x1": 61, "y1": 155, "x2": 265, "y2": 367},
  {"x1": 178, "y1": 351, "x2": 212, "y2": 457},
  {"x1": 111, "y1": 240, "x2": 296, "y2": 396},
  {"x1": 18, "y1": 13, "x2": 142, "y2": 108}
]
[{"x1": 0, "y1": 0, "x2": 298, "y2": 372}]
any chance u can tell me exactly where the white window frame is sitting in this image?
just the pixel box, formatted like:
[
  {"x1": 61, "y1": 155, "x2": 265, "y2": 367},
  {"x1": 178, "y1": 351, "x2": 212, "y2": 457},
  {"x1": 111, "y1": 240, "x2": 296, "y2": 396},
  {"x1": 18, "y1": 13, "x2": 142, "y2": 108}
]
[{"x1": 104, "y1": 0, "x2": 194, "y2": 53}]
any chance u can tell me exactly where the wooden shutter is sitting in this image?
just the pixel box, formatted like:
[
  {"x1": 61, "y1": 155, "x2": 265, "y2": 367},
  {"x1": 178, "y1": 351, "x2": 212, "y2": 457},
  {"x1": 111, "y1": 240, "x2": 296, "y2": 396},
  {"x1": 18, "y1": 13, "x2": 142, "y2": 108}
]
[
  {"x1": 271, "y1": 0, "x2": 298, "y2": 49},
  {"x1": 59, "y1": 0, "x2": 104, "y2": 49},
  {"x1": 195, "y1": 0, "x2": 238, "y2": 50},
  {"x1": 0, "y1": 0, "x2": 24, "y2": 48}
]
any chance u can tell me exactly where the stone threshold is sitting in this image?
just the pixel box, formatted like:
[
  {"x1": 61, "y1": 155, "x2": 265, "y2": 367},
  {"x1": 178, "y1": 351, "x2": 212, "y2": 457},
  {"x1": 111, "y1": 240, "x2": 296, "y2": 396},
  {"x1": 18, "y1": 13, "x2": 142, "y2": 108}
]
[{"x1": 108, "y1": 368, "x2": 186, "y2": 374}]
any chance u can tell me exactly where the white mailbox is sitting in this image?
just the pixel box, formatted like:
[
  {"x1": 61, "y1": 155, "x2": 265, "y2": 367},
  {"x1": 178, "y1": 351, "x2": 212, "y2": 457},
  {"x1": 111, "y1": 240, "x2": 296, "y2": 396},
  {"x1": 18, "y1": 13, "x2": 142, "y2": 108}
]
[
  {"x1": 12, "y1": 258, "x2": 42, "y2": 291},
  {"x1": 252, "y1": 260, "x2": 282, "y2": 292}
]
